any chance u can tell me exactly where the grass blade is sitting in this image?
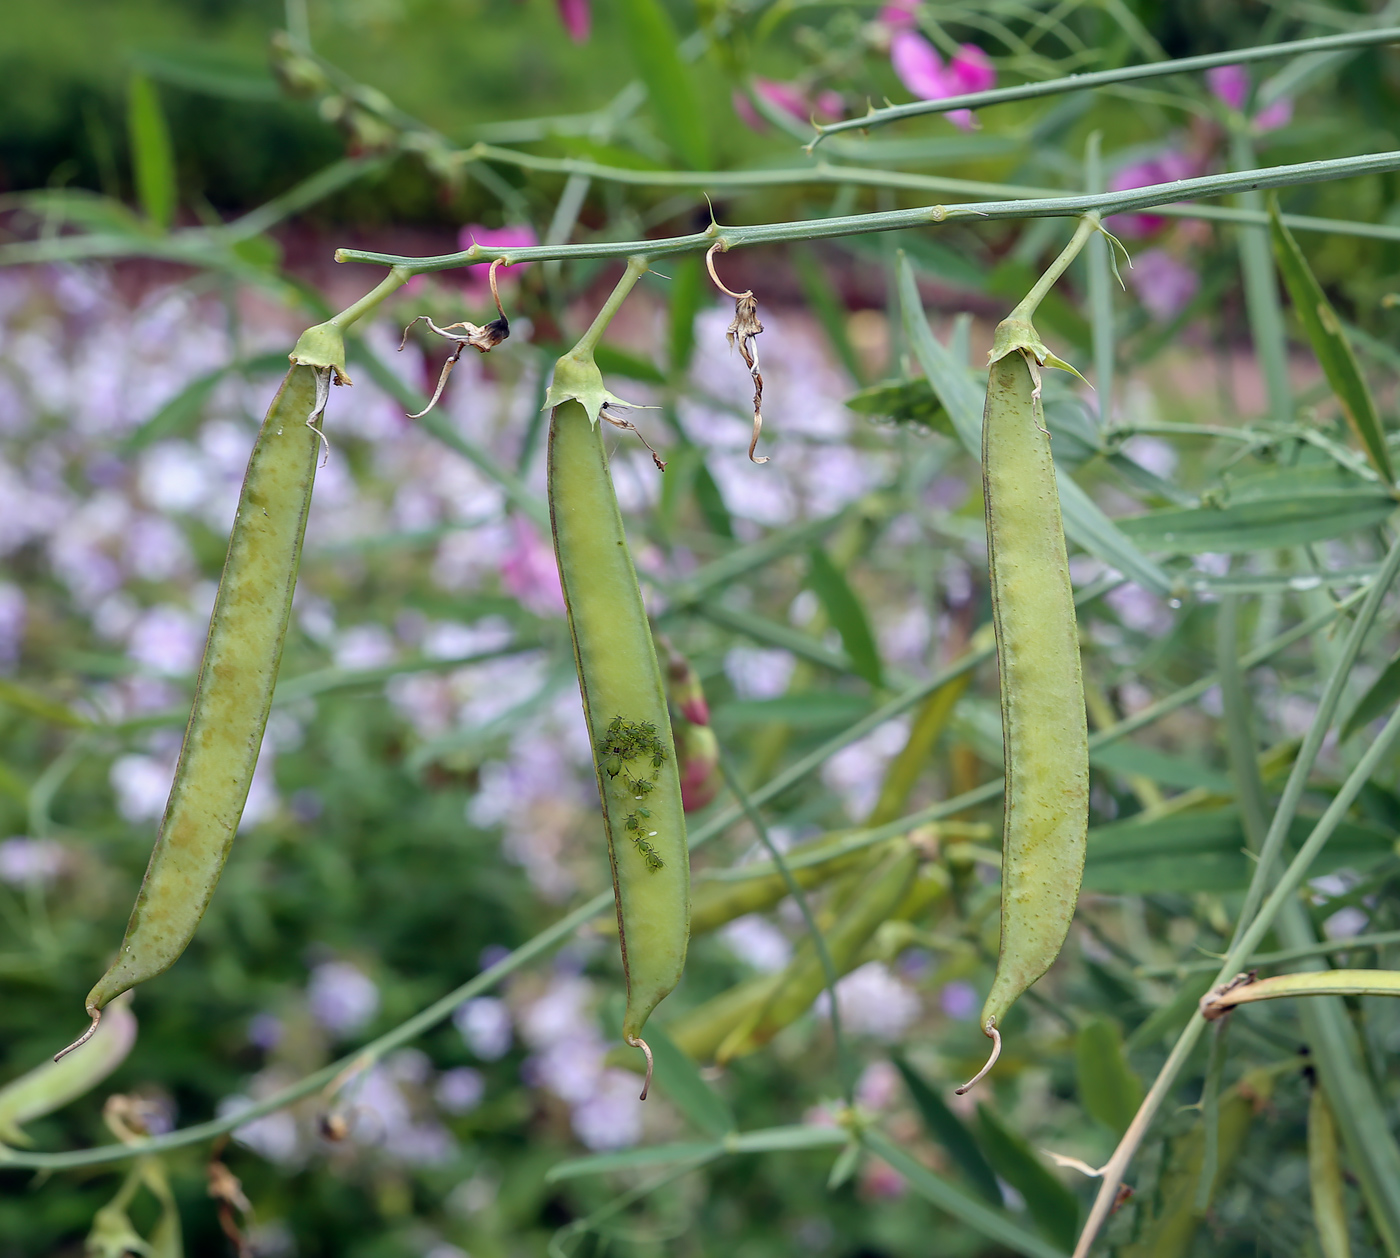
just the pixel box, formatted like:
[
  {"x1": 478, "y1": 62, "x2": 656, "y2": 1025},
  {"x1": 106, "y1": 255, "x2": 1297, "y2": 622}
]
[{"x1": 126, "y1": 73, "x2": 177, "y2": 232}]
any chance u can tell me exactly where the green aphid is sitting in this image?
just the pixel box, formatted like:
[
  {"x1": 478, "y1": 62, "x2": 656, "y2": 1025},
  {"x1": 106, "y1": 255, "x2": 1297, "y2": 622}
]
[
  {"x1": 625, "y1": 813, "x2": 640, "y2": 832},
  {"x1": 625, "y1": 774, "x2": 654, "y2": 797},
  {"x1": 602, "y1": 752, "x2": 623, "y2": 777},
  {"x1": 645, "y1": 852, "x2": 665, "y2": 870}
]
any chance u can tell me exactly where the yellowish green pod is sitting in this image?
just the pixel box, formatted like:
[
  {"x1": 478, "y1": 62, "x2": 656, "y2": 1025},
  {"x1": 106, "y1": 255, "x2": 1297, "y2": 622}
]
[
  {"x1": 973, "y1": 324, "x2": 1088, "y2": 1070},
  {"x1": 71, "y1": 361, "x2": 329, "y2": 1047},
  {"x1": 549, "y1": 396, "x2": 690, "y2": 1091},
  {"x1": 716, "y1": 840, "x2": 919, "y2": 1062},
  {"x1": 0, "y1": 994, "x2": 136, "y2": 1145}
]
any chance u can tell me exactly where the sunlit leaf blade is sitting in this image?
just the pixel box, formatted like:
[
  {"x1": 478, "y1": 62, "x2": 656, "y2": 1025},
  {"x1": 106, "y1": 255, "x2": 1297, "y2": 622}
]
[
  {"x1": 127, "y1": 74, "x2": 178, "y2": 231},
  {"x1": 891, "y1": 1054, "x2": 1002, "y2": 1206},
  {"x1": 645, "y1": 1024, "x2": 735, "y2": 1137},
  {"x1": 976, "y1": 1105, "x2": 1080, "y2": 1252},
  {"x1": 1269, "y1": 197, "x2": 1394, "y2": 485},
  {"x1": 617, "y1": 0, "x2": 710, "y2": 170},
  {"x1": 1090, "y1": 742, "x2": 1232, "y2": 793},
  {"x1": 1340, "y1": 650, "x2": 1400, "y2": 741},
  {"x1": 860, "y1": 1130, "x2": 1068, "y2": 1258},
  {"x1": 845, "y1": 377, "x2": 953, "y2": 436},
  {"x1": 1054, "y1": 471, "x2": 1173, "y2": 595},
  {"x1": 1118, "y1": 465, "x2": 1395, "y2": 553},
  {"x1": 807, "y1": 548, "x2": 884, "y2": 688},
  {"x1": 1074, "y1": 1018, "x2": 1142, "y2": 1137}
]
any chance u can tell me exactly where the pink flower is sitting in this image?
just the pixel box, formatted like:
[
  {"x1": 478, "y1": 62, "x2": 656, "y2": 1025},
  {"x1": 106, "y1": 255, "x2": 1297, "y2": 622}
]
[
  {"x1": 1206, "y1": 63, "x2": 1292, "y2": 133},
  {"x1": 890, "y1": 33, "x2": 993, "y2": 130},
  {"x1": 456, "y1": 224, "x2": 538, "y2": 299},
  {"x1": 557, "y1": 0, "x2": 589, "y2": 42},
  {"x1": 738, "y1": 79, "x2": 844, "y2": 131},
  {"x1": 731, "y1": 90, "x2": 765, "y2": 133},
  {"x1": 1107, "y1": 150, "x2": 1200, "y2": 236},
  {"x1": 500, "y1": 517, "x2": 565, "y2": 617},
  {"x1": 1205, "y1": 64, "x2": 1249, "y2": 111},
  {"x1": 1128, "y1": 248, "x2": 1200, "y2": 322},
  {"x1": 878, "y1": 0, "x2": 920, "y2": 30}
]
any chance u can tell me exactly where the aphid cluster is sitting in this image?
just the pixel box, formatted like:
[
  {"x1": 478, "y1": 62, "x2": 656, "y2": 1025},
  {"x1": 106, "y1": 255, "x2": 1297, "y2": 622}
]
[{"x1": 601, "y1": 716, "x2": 668, "y2": 870}]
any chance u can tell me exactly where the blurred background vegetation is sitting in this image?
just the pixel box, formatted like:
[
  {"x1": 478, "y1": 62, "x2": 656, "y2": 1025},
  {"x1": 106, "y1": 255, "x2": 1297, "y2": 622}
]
[{"x1": 5, "y1": 2, "x2": 1400, "y2": 1256}]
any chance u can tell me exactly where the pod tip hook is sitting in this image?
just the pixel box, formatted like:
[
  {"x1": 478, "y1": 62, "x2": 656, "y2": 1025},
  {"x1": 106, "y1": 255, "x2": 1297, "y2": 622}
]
[
  {"x1": 626, "y1": 1035, "x2": 654, "y2": 1100},
  {"x1": 955, "y1": 1022, "x2": 1001, "y2": 1096},
  {"x1": 55, "y1": 1009, "x2": 102, "y2": 1062}
]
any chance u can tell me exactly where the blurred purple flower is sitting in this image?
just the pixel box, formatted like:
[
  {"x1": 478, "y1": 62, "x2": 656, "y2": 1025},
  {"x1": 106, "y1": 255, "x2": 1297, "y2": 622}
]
[
  {"x1": 1128, "y1": 248, "x2": 1200, "y2": 322},
  {"x1": 570, "y1": 1069, "x2": 644, "y2": 1150},
  {"x1": 0, "y1": 583, "x2": 24, "y2": 671},
  {"x1": 333, "y1": 623, "x2": 397, "y2": 671},
  {"x1": 110, "y1": 753, "x2": 176, "y2": 823},
  {"x1": 1206, "y1": 64, "x2": 1293, "y2": 133},
  {"x1": 435, "y1": 1066, "x2": 486, "y2": 1114},
  {"x1": 218, "y1": 1095, "x2": 303, "y2": 1166},
  {"x1": 307, "y1": 961, "x2": 380, "y2": 1038},
  {"x1": 939, "y1": 979, "x2": 979, "y2": 1020},
  {"x1": 719, "y1": 914, "x2": 793, "y2": 973},
  {"x1": 724, "y1": 645, "x2": 796, "y2": 699},
  {"x1": 557, "y1": 0, "x2": 589, "y2": 43},
  {"x1": 0, "y1": 837, "x2": 66, "y2": 886},
  {"x1": 855, "y1": 1059, "x2": 901, "y2": 1111},
  {"x1": 1108, "y1": 150, "x2": 1200, "y2": 236},
  {"x1": 890, "y1": 33, "x2": 994, "y2": 129},
  {"x1": 815, "y1": 961, "x2": 920, "y2": 1040},
  {"x1": 454, "y1": 996, "x2": 513, "y2": 1061},
  {"x1": 1324, "y1": 906, "x2": 1368, "y2": 940},
  {"x1": 500, "y1": 517, "x2": 565, "y2": 616},
  {"x1": 455, "y1": 224, "x2": 538, "y2": 302},
  {"x1": 127, "y1": 605, "x2": 202, "y2": 676},
  {"x1": 861, "y1": 1158, "x2": 908, "y2": 1199},
  {"x1": 247, "y1": 1013, "x2": 284, "y2": 1051}
]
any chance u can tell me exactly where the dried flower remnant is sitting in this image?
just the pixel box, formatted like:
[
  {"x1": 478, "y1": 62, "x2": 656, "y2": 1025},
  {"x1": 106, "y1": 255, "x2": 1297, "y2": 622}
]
[
  {"x1": 599, "y1": 402, "x2": 667, "y2": 471},
  {"x1": 707, "y1": 242, "x2": 769, "y2": 463},
  {"x1": 399, "y1": 259, "x2": 512, "y2": 418}
]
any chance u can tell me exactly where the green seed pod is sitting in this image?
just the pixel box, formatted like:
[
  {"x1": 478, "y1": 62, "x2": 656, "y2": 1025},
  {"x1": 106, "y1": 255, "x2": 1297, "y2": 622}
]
[
  {"x1": 966, "y1": 321, "x2": 1088, "y2": 1089},
  {"x1": 549, "y1": 395, "x2": 690, "y2": 1096},
  {"x1": 0, "y1": 994, "x2": 136, "y2": 1146},
  {"x1": 716, "y1": 840, "x2": 919, "y2": 1062},
  {"x1": 67, "y1": 364, "x2": 327, "y2": 1052}
]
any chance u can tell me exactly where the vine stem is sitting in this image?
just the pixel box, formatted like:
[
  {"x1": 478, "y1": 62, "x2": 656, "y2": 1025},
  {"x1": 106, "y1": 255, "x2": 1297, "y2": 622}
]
[
  {"x1": 335, "y1": 148, "x2": 1400, "y2": 273},
  {"x1": 1008, "y1": 213, "x2": 1100, "y2": 323},
  {"x1": 810, "y1": 25, "x2": 1400, "y2": 144}
]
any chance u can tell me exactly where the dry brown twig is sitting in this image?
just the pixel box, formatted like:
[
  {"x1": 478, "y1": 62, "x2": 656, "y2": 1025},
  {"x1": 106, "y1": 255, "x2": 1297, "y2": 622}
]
[
  {"x1": 706, "y1": 242, "x2": 769, "y2": 464},
  {"x1": 399, "y1": 257, "x2": 512, "y2": 418}
]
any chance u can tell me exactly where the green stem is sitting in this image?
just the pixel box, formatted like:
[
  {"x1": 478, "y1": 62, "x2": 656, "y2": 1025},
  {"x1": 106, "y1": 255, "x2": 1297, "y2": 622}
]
[
  {"x1": 1008, "y1": 213, "x2": 1099, "y2": 322},
  {"x1": 328, "y1": 265, "x2": 410, "y2": 331},
  {"x1": 1136, "y1": 929, "x2": 1400, "y2": 979},
  {"x1": 718, "y1": 755, "x2": 854, "y2": 1105},
  {"x1": 1084, "y1": 132, "x2": 1115, "y2": 425},
  {"x1": 811, "y1": 26, "x2": 1400, "y2": 143},
  {"x1": 335, "y1": 148, "x2": 1400, "y2": 273},
  {"x1": 571, "y1": 255, "x2": 650, "y2": 356}
]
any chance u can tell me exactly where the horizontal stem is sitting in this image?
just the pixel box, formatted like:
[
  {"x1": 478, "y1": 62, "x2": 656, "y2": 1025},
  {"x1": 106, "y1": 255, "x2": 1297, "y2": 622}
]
[
  {"x1": 1136, "y1": 929, "x2": 1400, "y2": 979},
  {"x1": 812, "y1": 26, "x2": 1400, "y2": 143},
  {"x1": 1202, "y1": 968, "x2": 1400, "y2": 1016},
  {"x1": 335, "y1": 149, "x2": 1400, "y2": 272}
]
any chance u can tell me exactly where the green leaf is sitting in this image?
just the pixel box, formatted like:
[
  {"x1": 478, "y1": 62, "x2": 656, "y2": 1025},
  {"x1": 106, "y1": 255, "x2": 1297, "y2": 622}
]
[
  {"x1": 618, "y1": 0, "x2": 711, "y2": 170},
  {"x1": 711, "y1": 692, "x2": 873, "y2": 732},
  {"x1": 792, "y1": 246, "x2": 866, "y2": 386},
  {"x1": 1084, "y1": 807, "x2": 1393, "y2": 894},
  {"x1": 1090, "y1": 743, "x2": 1233, "y2": 793},
  {"x1": 131, "y1": 48, "x2": 281, "y2": 101},
  {"x1": 1118, "y1": 465, "x2": 1395, "y2": 554},
  {"x1": 645, "y1": 1024, "x2": 735, "y2": 1137},
  {"x1": 807, "y1": 548, "x2": 884, "y2": 688},
  {"x1": 1074, "y1": 1017, "x2": 1142, "y2": 1137},
  {"x1": 1126, "y1": 972, "x2": 1216, "y2": 1050},
  {"x1": 892, "y1": 1054, "x2": 1002, "y2": 1206},
  {"x1": 592, "y1": 342, "x2": 667, "y2": 384},
  {"x1": 1055, "y1": 471, "x2": 1174, "y2": 596},
  {"x1": 845, "y1": 377, "x2": 953, "y2": 436},
  {"x1": 127, "y1": 74, "x2": 178, "y2": 231},
  {"x1": 668, "y1": 253, "x2": 704, "y2": 377},
  {"x1": 546, "y1": 1140, "x2": 721, "y2": 1181},
  {"x1": 1341, "y1": 650, "x2": 1400, "y2": 740},
  {"x1": 693, "y1": 462, "x2": 733, "y2": 539},
  {"x1": 1309, "y1": 1087, "x2": 1355, "y2": 1258},
  {"x1": 976, "y1": 1104, "x2": 1080, "y2": 1252},
  {"x1": 861, "y1": 1130, "x2": 1068, "y2": 1258},
  {"x1": 1269, "y1": 196, "x2": 1393, "y2": 485}
]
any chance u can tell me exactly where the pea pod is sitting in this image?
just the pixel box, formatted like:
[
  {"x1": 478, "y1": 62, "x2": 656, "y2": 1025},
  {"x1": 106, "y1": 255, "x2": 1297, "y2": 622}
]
[
  {"x1": 546, "y1": 266, "x2": 689, "y2": 1096},
  {"x1": 963, "y1": 311, "x2": 1089, "y2": 1090},
  {"x1": 0, "y1": 994, "x2": 136, "y2": 1146},
  {"x1": 65, "y1": 355, "x2": 334, "y2": 1054},
  {"x1": 716, "y1": 840, "x2": 919, "y2": 1062}
]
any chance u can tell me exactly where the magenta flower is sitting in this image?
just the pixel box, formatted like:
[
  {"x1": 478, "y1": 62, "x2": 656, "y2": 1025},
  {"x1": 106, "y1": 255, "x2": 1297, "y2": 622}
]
[
  {"x1": 877, "y1": 0, "x2": 920, "y2": 30},
  {"x1": 754, "y1": 77, "x2": 810, "y2": 120},
  {"x1": 557, "y1": 0, "x2": 589, "y2": 43},
  {"x1": 1107, "y1": 150, "x2": 1200, "y2": 236},
  {"x1": 737, "y1": 78, "x2": 845, "y2": 132},
  {"x1": 1206, "y1": 63, "x2": 1293, "y2": 133},
  {"x1": 456, "y1": 223, "x2": 537, "y2": 300},
  {"x1": 890, "y1": 33, "x2": 994, "y2": 129},
  {"x1": 1128, "y1": 248, "x2": 1200, "y2": 322}
]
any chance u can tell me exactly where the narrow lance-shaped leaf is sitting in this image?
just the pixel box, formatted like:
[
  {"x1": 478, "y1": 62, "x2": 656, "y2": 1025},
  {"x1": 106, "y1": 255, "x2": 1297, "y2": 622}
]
[
  {"x1": 1269, "y1": 195, "x2": 1394, "y2": 484},
  {"x1": 807, "y1": 547, "x2": 884, "y2": 688},
  {"x1": 127, "y1": 73, "x2": 178, "y2": 231},
  {"x1": 976, "y1": 1103, "x2": 1080, "y2": 1252},
  {"x1": 1074, "y1": 1016, "x2": 1143, "y2": 1137},
  {"x1": 618, "y1": 0, "x2": 711, "y2": 170},
  {"x1": 891, "y1": 1054, "x2": 1002, "y2": 1205}
]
